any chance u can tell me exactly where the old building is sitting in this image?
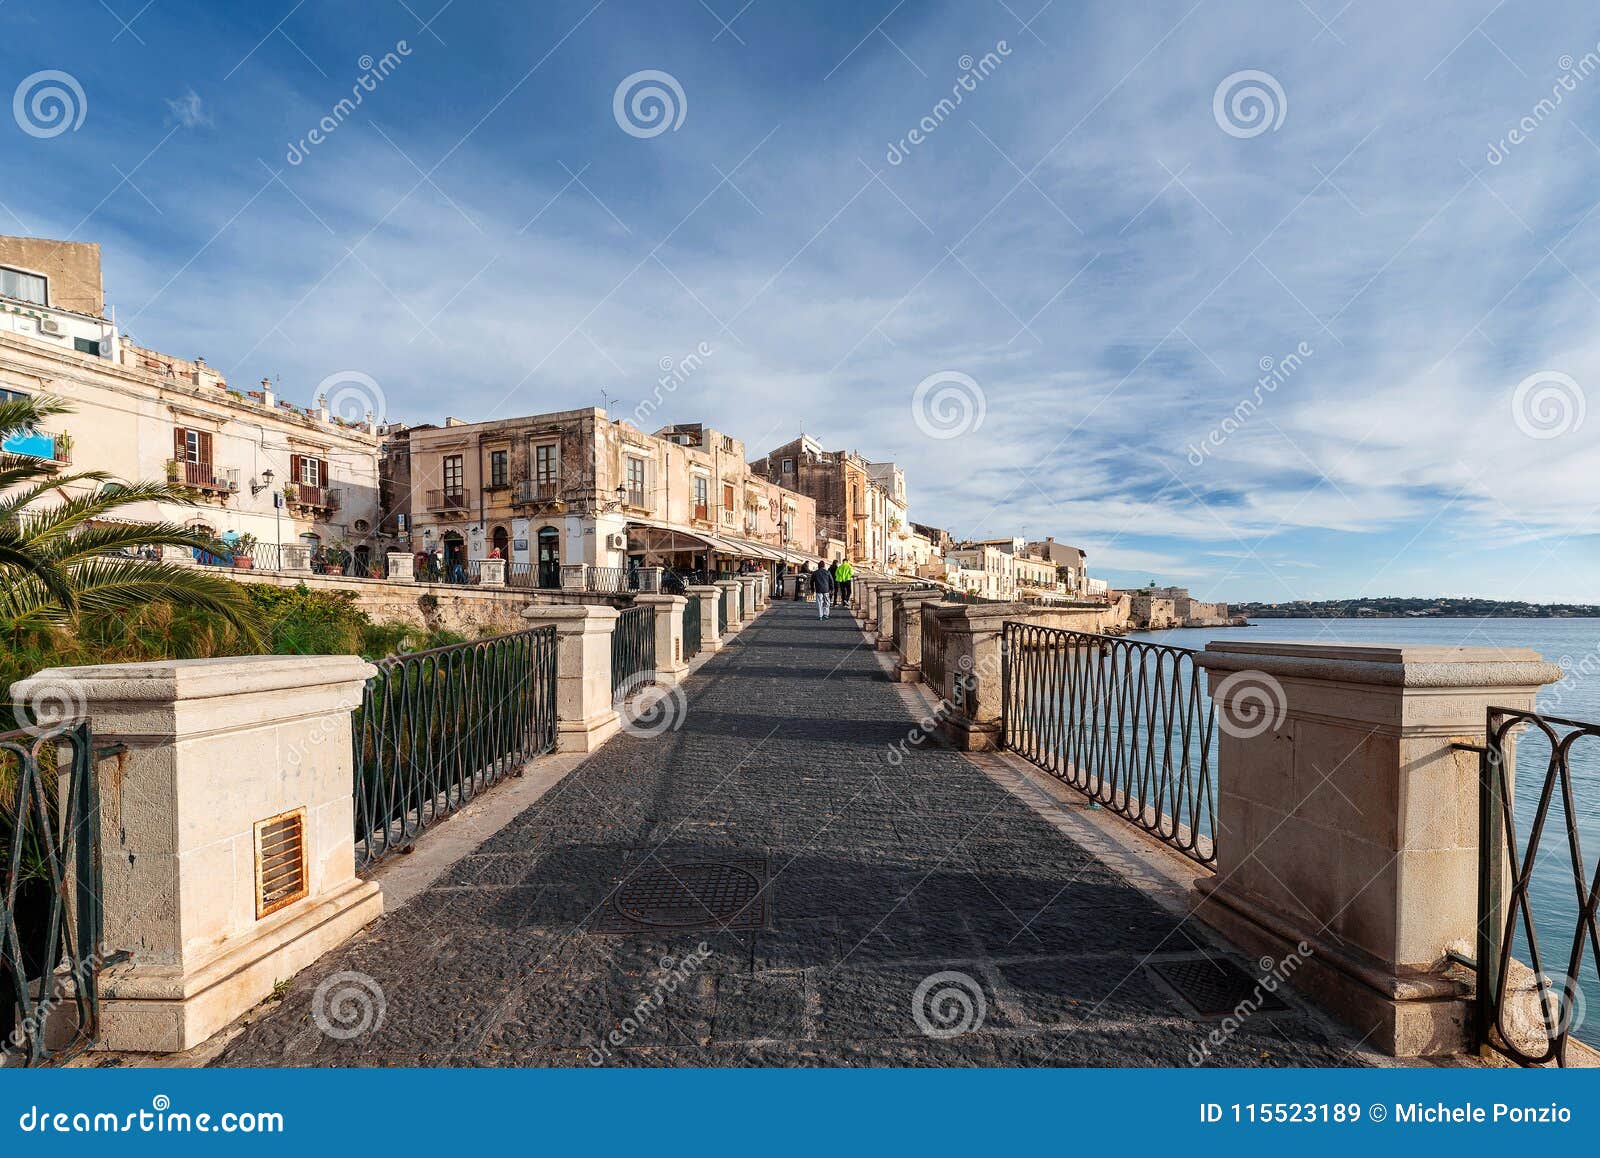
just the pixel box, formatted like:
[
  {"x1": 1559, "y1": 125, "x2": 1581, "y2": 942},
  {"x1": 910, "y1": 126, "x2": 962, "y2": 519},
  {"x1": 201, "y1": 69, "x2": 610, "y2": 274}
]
[
  {"x1": 402, "y1": 410, "x2": 816, "y2": 581},
  {"x1": 0, "y1": 235, "x2": 384, "y2": 569},
  {"x1": 946, "y1": 542, "x2": 1015, "y2": 600},
  {"x1": 1118, "y1": 584, "x2": 1231, "y2": 628},
  {"x1": 752, "y1": 435, "x2": 889, "y2": 568},
  {"x1": 1028, "y1": 537, "x2": 1094, "y2": 595}
]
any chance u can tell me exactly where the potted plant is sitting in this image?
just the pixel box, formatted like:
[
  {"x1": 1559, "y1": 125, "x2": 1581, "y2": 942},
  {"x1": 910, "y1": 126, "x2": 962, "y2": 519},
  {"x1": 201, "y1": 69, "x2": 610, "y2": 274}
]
[
  {"x1": 52, "y1": 429, "x2": 73, "y2": 464},
  {"x1": 321, "y1": 540, "x2": 349, "y2": 576},
  {"x1": 281, "y1": 481, "x2": 300, "y2": 504},
  {"x1": 230, "y1": 532, "x2": 258, "y2": 569},
  {"x1": 165, "y1": 458, "x2": 181, "y2": 482}
]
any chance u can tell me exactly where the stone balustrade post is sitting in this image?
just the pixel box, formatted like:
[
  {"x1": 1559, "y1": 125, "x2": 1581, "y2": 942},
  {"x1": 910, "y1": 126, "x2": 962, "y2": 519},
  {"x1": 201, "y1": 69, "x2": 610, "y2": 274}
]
[
  {"x1": 521, "y1": 604, "x2": 621, "y2": 752},
  {"x1": 560, "y1": 562, "x2": 588, "y2": 591},
  {"x1": 385, "y1": 550, "x2": 414, "y2": 581},
  {"x1": 930, "y1": 601, "x2": 1029, "y2": 751},
  {"x1": 280, "y1": 545, "x2": 312, "y2": 574},
  {"x1": 634, "y1": 593, "x2": 688, "y2": 683},
  {"x1": 1193, "y1": 641, "x2": 1565, "y2": 1057},
  {"x1": 892, "y1": 591, "x2": 946, "y2": 682},
  {"x1": 715, "y1": 579, "x2": 743, "y2": 635},
  {"x1": 479, "y1": 558, "x2": 506, "y2": 587},
  {"x1": 635, "y1": 566, "x2": 663, "y2": 594},
  {"x1": 686, "y1": 584, "x2": 724, "y2": 652},
  {"x1": 741, "y1": 575, "x2": 764, "y2": 617},
  {"x1": 876, "y1": 584, "x2": 926, "y2": 650},
  {"x1": 8, "y1": 656, "x2": 384, "y2": 1052}
]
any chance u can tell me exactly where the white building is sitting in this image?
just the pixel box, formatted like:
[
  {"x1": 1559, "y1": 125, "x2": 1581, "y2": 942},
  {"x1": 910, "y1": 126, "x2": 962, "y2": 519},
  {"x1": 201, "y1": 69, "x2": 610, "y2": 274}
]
[{"x1": 0, "y1": 236, "x2": 386, "y2": 570}]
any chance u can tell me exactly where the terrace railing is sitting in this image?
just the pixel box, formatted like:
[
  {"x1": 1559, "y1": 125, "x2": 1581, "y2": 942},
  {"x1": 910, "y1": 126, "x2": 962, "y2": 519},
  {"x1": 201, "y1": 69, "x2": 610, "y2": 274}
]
[
  {"x1": 1472, "y1": 707, "x2": 1600, "y2": 1066},
  {"x1": 920, "y1": 609, "x2": 947, "y2": 695},
  {"x1": 589, "y1": 566, "x2": 630, "y2": 594},
  {"x1": 352, "y1": 626, "x2": 558, "y2": 869},
  {"x1": 682, "y1": 595, "x2": 703, "y2": 660},
  {"x1": 611, "y1": 606, "x2": 657, "y2": 701},
  {"x1": 1, "y1": 722, "x2": 108, "y2": 1066},
  {"x1": 1000, "y1": 623, "x2": 1218, "y2": 866}
]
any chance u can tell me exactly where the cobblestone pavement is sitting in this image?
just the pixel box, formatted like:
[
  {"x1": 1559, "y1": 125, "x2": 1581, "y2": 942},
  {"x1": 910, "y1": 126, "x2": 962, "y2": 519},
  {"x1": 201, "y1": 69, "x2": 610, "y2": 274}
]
[{"x1": 218, "y1": 600, "x2": 1367, "y2": 1067}]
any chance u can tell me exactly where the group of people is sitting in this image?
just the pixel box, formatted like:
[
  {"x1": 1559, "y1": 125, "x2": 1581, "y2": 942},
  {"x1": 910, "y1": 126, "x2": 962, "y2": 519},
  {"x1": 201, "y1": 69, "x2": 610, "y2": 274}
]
[{"x1": 775, "y1": 556, "x2": 853, "y2": 620}]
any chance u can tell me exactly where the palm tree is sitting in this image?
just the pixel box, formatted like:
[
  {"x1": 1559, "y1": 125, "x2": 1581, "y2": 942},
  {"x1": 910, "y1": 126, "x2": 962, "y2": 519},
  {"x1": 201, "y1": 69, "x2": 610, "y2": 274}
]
[{"x1": 0, "y1": 393, "x2": 261, "y2": 645}]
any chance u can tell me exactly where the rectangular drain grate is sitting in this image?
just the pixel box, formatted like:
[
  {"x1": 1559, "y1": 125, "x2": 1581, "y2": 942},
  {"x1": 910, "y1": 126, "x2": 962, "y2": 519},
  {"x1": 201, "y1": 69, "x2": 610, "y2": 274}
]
[
  {"x1": 592, "y1": 858, "x2": 769, "y2": 934},
  {"x1": 1146, "y1": 955, "x2": 1289, "y2": 1019}
]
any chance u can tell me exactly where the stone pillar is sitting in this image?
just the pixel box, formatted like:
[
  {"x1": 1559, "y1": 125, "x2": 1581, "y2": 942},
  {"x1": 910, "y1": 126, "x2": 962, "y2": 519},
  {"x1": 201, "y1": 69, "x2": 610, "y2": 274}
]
[
  {"x1": 479, "y1": 558, "x2": 506, "y2": 587},
  {"x1": 742, "y1": 575, "x2": 764, "y2": 617},
  {"x1": 876, "y1": 584, "x2": 923, "y2": 650},
  {"x1": 8, "y1": 656, "x2": 384, "y2": 1052},
  {"x1": 1193, "y1": 641, "x2": 1564, "y2": 1057},
  {"x1": 634, "y1": 594, "x2": 687, "y2": 683},
  {"x1": 686, "y1": 584, "x2": 723, "y2": 653},
  {"x1": 635, "y1": 566, "x2": 663, "y2": 594},
  {"x1": 893, "y1": 592, "x2": 946, "y2": 682},
  {"x1": 521, "y1": 604, "x2": 621, "y2": 753},
  {"x1": 715, "y1": 579, "x2": 743, "y2": 635},
  {"x1": 281, "y1": 545, "x2": 312, "y2": 573},
  {"x1": 385, "y1": 550, "x2": 414, "y2": 582},
  {"x1": 930, "y1": 601, "x2": 1028, "y2": 751},
  {"x1": 560, "y1": 562, "x2": 588, "y2": 591}
]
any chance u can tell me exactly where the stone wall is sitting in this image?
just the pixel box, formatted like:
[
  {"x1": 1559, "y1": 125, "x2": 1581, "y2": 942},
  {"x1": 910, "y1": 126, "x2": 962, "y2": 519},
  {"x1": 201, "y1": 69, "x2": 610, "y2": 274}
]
[
  {"x1": 1020, "y1": 597, "x2": 1130, "y2": 636},
  {"x1": 222, "y1": 567, "x2": 537, "y2": 635}
]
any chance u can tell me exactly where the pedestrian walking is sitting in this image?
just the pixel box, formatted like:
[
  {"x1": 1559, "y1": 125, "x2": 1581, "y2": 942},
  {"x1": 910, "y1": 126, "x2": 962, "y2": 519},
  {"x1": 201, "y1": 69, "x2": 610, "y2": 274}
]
[
  {"x1": 836, "y1": 557, "x2": 853, "y2": 608},
  {"x1": 811, "y1": 557, "x2": 836, "y2": 620},
  {"x1": 793, "y1": 561, "x2": 807, "y2": 601}
]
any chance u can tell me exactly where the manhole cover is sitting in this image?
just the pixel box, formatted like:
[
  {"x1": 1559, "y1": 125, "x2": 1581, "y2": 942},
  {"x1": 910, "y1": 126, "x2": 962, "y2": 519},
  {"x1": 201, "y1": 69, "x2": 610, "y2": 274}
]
[
  {"x1": 1147, "y1": 956, "x2": 1289, "y2": 1019},
  {"x1": 595, "y1": 859, "x2": 768, "y2": 933}
]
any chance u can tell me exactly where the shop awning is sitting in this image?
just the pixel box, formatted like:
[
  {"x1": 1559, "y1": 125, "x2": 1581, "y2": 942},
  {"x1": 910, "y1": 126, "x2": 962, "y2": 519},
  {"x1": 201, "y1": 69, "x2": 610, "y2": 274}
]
[{"x1": 626, "y1": 519, "x2": 781, "y2": 562}]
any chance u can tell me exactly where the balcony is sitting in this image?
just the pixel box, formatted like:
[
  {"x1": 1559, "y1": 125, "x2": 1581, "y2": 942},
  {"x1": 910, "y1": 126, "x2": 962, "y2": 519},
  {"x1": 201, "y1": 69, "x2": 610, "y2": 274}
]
[
  {"x1": 691, "y1": 502, "x2": 710, "y2": 523},
  {"x1": 3, "y1": 429, "x2": 68, "y2": 468},
  {"x1": 720, "y1": 509, "x2": 735, "y2": 527},
  {"x1": 512, "y1": 479, "x2": 562, "y2": 506},
  {"x1": 426, "y1": 487, "x2": 471, "y2": 513},
  {"x1": 178, "y1": 461, "x2": 238, "y2": 494},
  {"x1": 284, "y1": 483, "x2": 341, "y2": 512}
]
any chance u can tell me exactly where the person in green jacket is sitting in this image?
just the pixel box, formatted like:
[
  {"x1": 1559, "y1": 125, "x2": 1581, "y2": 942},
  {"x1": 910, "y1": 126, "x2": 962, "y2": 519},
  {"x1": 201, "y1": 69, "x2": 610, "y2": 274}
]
[{"x1": 834, "y1": 558, "x2": 853, "y2": 607}]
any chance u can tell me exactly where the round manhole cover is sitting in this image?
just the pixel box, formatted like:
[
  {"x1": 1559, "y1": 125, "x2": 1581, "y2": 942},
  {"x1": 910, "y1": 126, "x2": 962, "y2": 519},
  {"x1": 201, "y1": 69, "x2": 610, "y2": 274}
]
[{"x1": 614, "y1": 862, "x2": 763, "y2": 927}]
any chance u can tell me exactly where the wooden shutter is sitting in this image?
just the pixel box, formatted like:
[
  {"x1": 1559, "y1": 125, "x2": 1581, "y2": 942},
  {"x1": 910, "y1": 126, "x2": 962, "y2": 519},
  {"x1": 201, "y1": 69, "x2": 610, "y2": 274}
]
[
  {"x1": 197, "y1": 431, "x2": 213, "y2": 465},
  {"x1": 174, "y1": 427, "x2": 187, "y2": 462},
  {"x1": 289, "y1": 454, "x2": 302, "y2": 484},
  {"x1": 317, "y1": 458, "x2": 328, "y2": 486}
]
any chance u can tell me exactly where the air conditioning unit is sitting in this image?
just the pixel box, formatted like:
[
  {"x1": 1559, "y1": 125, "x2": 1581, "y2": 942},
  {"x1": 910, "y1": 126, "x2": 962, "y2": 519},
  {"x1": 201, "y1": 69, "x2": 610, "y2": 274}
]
[
  {"x1": 606, "y1": 532, "x2": 627, "y2": 551},
  {"x1": 38, "y1": 317, "x2": 64, "y2": 337}
]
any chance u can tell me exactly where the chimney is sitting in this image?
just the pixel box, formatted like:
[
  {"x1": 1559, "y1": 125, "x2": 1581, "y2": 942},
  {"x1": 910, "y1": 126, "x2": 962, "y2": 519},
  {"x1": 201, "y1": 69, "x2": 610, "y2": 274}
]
[
  {"x1": 316, "y1": 395, "x2": 330, "y2": 423},
  {"x1": 261, "y1": 377, "x2": 275, "y2": 408}
]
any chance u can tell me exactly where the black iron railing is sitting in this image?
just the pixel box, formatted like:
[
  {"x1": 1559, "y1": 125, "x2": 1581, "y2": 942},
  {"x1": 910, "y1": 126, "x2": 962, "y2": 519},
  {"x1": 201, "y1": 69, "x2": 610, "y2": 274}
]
[
  {"x1": 589, "y1": 566, "x2": 629, "y2": 594},
  {"x1": 921, "y1": 608, "x2": 947, "y2": 695},
  {"x1": 1, "y1": 722, "x2": 106, "y2": 1066},
  {"x1": 1473, "y1": 707, "x2": 1600, "y2": 1066},
  {"x1": 682, "y1": 595, "x2": 703, "y2": 660},
  {"x1": 1001, "y1": 623, "x2": 1217, "y2": 866},
  {"x1": 353, "y1": 627, "x2": 558, "y2": 869},
  {"x1": 611, "y1": 606, "x2": 657, "y2": 701}
]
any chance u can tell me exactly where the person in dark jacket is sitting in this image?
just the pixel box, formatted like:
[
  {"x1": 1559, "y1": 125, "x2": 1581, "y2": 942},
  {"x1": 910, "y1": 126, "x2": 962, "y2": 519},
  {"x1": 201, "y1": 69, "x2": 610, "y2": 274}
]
[
  {"x1": 811, "y1": 558, "x2": 836, "y2": 620},
  {"x1": 793, "y1": 562, "x2": 807, "y2": 601}
]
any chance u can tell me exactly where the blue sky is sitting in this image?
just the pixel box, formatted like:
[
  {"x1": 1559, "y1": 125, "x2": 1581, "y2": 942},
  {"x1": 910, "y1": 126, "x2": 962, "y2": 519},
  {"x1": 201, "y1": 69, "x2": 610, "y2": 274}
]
[{"x1": 3, "y1": 0, "x2": 1599, "y2": 602}]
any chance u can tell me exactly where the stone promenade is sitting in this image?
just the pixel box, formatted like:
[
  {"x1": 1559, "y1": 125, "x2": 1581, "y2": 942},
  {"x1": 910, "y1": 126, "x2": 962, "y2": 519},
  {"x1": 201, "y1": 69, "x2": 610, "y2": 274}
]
[{"x1": 218, "y1": 599, "x2": 1367, "y2": 1067}]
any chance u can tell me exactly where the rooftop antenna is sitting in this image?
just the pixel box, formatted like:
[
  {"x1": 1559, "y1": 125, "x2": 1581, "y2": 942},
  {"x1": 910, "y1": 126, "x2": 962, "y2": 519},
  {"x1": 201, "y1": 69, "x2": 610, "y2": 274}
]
[{"x1": 600, "y1": 388, "x2": 616, "y2": 414}]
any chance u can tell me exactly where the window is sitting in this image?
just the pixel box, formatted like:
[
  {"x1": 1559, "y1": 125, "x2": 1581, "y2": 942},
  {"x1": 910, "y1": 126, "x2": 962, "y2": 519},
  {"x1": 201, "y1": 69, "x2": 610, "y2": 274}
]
[
  {"x1": 781, "y1": 457, "x2": 793, "y2": 474},
  {"x1": 488, "y1": 449, "x2": 508, "y2": 488},
  {"x1": 692, "y1": 475, "x2": 708, "y2": 519},
  {"x1": 722, "y1": 484, "x2": 734, "y2": 512},
  {"x1": 0, "y1": 267, "x2": 46, "y2": 306},
  {"x1": 534, "y1": 443, "x2": 558, "y2": 485},
  {"x1": 73, "y1": 337, "x2": 100, "y2": 356},
  {"x1": 625, "y1": 457, "x2": 646, "y2": 507},
  {"x1": 298, "y1": 456, "x2": 321, "y2": 486},
  {"x1": 442, "y1": 454, "x2": 463, "y2": 494},
  {"x1": 173, "y1": 427, "x2": 212, "y2": 465}
]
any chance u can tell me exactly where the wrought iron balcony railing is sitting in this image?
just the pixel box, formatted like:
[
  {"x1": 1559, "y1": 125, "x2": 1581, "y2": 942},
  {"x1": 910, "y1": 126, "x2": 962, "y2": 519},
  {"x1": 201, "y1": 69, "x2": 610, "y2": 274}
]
[
  {"x1": 425, "y1": 487, "x2": 470, "y2": 512},
  {"x1": 512, "y1": 479, "x2": 561, "y2": 504}
]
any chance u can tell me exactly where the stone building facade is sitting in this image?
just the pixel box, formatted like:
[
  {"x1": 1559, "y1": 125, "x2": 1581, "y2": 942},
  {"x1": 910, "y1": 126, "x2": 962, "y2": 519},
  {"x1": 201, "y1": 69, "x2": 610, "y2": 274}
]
[
  {"x1": 752, "y1": 435, "x2": 889, "y2": 568},
  {"x1": 400, "y1": 410, "x2": 817, "y2": 578},
  {"x1": 0, "y1": 235, "x2": 384, "y2": 567}
]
